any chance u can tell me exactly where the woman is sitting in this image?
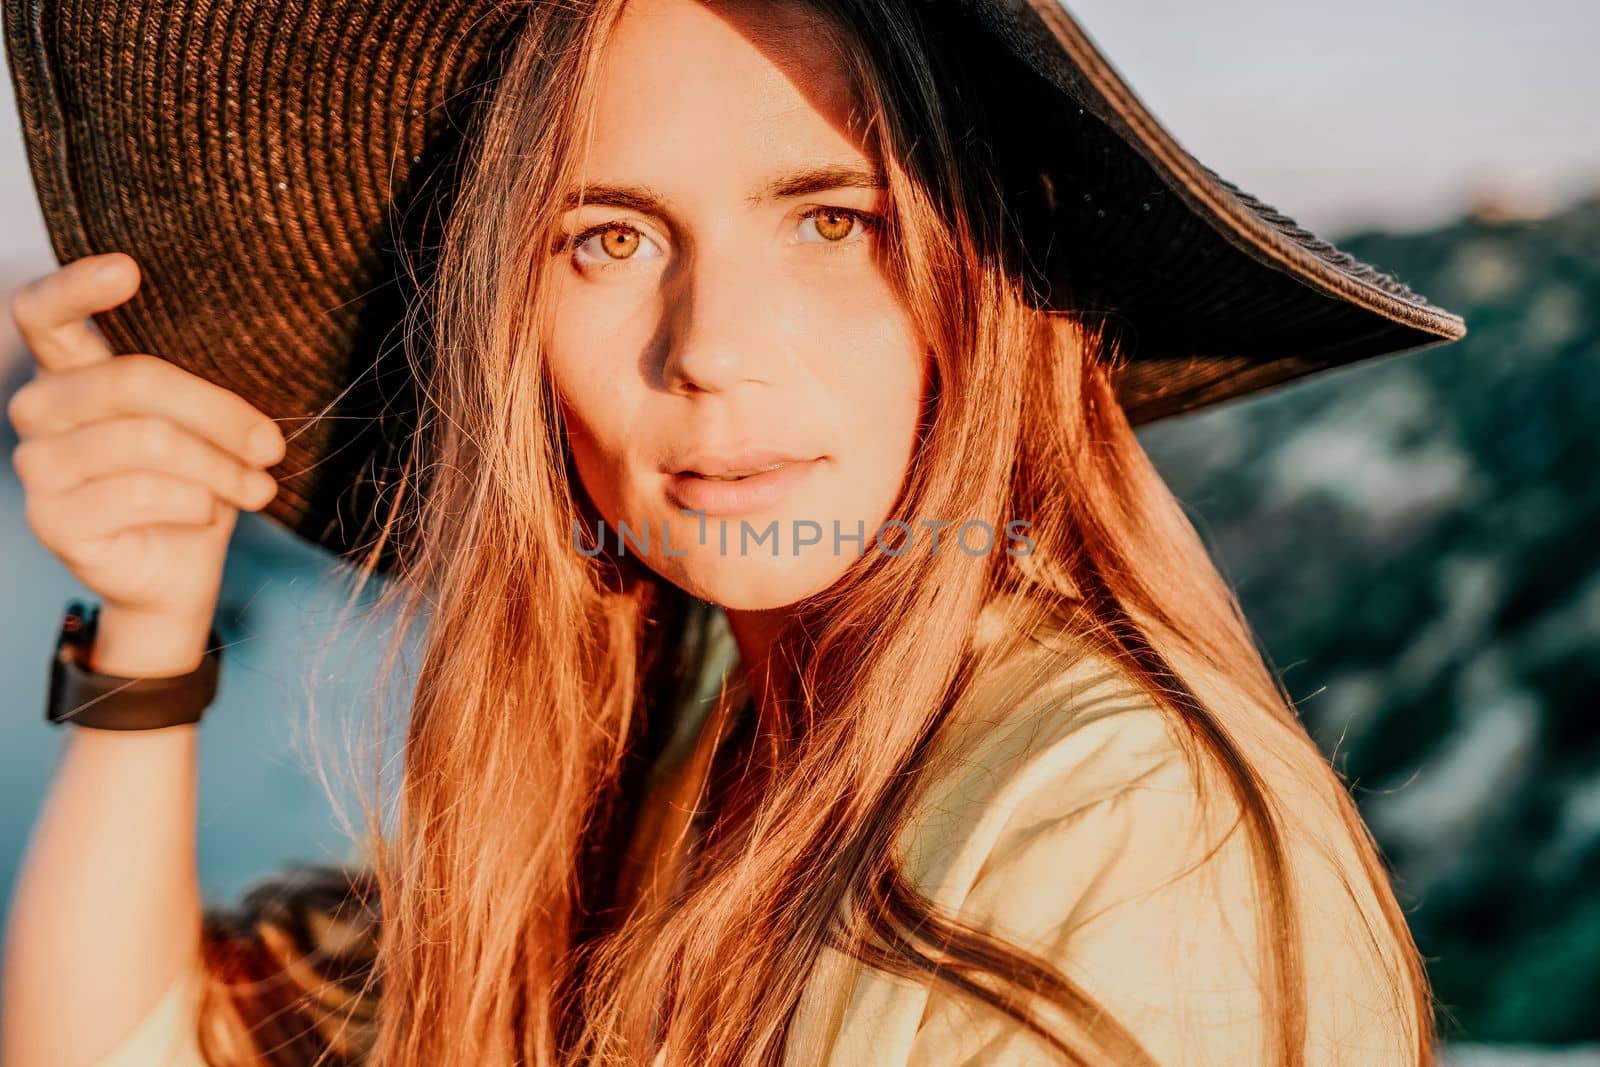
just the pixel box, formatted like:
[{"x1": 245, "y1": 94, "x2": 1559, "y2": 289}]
[{"x1": 1, "y1": 0, "x2": 1468, "y2": 1063}]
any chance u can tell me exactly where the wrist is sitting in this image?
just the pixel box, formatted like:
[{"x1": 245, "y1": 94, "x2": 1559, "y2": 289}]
[{"x1": 90, "y1": 602, "x2": 218, "y2": 678}]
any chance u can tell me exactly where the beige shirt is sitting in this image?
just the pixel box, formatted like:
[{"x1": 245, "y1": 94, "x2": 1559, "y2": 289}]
[{"x1": 91, "y1": 593, "x2": 1417, "y2": 1065}]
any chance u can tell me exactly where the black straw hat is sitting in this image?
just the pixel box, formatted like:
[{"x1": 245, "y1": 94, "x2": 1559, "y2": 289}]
[{"x1": 3, "y1": 0, "x2": 1467, "y2": 570}]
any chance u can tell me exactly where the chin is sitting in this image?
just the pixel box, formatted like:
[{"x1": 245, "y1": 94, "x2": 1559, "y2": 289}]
[{"x1": 654, "y1": 548, "x2": 859, "y2": 612}]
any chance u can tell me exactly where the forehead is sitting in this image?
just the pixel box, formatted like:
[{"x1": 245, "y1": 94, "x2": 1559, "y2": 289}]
[{"x1": 582, "y1": 0, "x2": 874, "y2": 180}]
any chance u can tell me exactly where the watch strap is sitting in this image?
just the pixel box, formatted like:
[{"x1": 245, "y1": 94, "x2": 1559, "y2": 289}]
[{"x1": 46, "y1": 601, "x2": 223, "y2": 730}]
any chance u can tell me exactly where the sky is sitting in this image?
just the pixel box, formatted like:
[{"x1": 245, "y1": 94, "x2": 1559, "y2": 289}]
[{"x1": 1060, "y1": 0, "x2": 1600, "y2": 233}]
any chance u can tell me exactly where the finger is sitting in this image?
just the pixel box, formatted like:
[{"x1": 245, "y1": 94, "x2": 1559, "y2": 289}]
[
  {"x1": 12, "y1": 414, "x2": 281, "y2": 512},
  {"x1": 25, "y1": 469, "x2": 221, "y2": 550},
  {"x1": 9, "y1": 253, "x2": 140, "y2": 373},
  {"x1": 6, "y1": 352, "x2": 286, "y2": 467}
]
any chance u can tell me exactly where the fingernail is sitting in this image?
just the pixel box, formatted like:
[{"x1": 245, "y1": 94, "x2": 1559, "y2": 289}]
[
  {"x1": 94, "y1": 260, "x2": 125, "y2": 284},
  {"x1": 247, "y1": 423, "x2": 284, "y2": 464}
]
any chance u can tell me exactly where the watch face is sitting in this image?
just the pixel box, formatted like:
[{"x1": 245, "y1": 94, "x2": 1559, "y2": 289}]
[{"x1": 57, "y1": 601, "x2": 95, "y2": 663}]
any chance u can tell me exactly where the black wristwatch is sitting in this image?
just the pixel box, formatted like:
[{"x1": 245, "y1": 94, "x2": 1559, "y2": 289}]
[{"x1": 45, "y1": 600, "x2": 223, "y2": 731}]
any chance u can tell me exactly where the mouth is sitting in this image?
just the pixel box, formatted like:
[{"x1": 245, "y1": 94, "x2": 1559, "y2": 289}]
[
  {"x1": 680, "y1": 463, "x2": 790, "y2": 481},
  {"x1": 667, "y1": 449, "x2": 821, "y2": 480},
  {"x1": 665, "y1": 456, "x2": 825, "y2": 516}
]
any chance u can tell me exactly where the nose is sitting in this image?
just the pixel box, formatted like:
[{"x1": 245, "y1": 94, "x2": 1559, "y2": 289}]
[{"x1": 661, "y1": 246, "x2": 781, "y2": 396}]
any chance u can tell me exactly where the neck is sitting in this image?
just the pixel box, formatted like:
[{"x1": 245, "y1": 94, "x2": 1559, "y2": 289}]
[{"x1": 722, "y1": 604, "x2": 796, "y2": 732}]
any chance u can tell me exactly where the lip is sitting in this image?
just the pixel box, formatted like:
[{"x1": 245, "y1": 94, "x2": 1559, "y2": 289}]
[
  {"x1": 666, "y1": 448, "x2": 818, "y2": 478},
  {"x1": 665, "y1": 457, "x2": 825, "y2": 516}
]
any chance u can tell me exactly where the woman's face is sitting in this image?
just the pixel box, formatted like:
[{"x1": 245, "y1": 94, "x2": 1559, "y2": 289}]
[{"x1": 541, "y1": 0, "x2": 929, "y2": 612}]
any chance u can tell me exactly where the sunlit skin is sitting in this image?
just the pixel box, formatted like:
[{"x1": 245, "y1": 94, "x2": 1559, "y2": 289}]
[{"x1": 541, "y1": 0, "x2": 930, "y2": 704}]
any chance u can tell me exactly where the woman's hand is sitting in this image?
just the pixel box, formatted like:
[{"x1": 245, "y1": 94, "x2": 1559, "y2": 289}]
[{"x1": 7, "y1": 252, "x2": 286, "y2": 669}]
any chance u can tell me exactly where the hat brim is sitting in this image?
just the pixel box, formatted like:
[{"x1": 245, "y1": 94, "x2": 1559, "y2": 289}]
[
  {"x1": 3, "y1": 0, "x2": 1467, "y2": 568},
  {"x1": 964, "y1": 0, "x2": 1465, "y2": 421}
]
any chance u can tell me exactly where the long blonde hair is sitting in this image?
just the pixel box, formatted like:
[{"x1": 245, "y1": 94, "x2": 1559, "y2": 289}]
[{"x1": 194, "y1": 0, "x2": 1436, "y2": 1063}]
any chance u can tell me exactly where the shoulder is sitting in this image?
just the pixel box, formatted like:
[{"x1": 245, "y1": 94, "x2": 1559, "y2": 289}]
[
  {"x1": 897, "y1": 609, "x2": 1204, "y2": 917},
  {"x1": 785, "y1": 629, "x2": 1255, "y2": 1066},
  {"x1": 905, "y1": 671, "x2": 1262, "y2": 1064},
  {"x1": 889, "y1": 610, "x2": 1418, "y2": 1065}
]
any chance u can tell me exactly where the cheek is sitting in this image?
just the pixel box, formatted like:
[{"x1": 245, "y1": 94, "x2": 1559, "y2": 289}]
[
  {"x1": 546, "y1": 288, "x2": 625, "y2": 412},
  {"x1": 865, "y1": 350, "x2": 927, "y2": 514},
  {"x1": 817, "y1": 287, "x2": 928, "y2": 483},
  {"x1": 543, "y1": 291, "x2": 651, "y2": 510}
]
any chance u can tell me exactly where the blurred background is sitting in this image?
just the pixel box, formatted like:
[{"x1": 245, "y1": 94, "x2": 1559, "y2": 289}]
[{"x1": 2, "y1": 0, "x2": 1596, "y2": 1061}]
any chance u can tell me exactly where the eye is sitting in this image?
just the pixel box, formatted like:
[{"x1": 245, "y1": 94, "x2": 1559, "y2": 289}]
[
  {"x1": 797, "y1": 207, "x2": 881, "y2": 246},
  {"x1": 561, "y1": 222, "x2": 664, "y2": 269}
]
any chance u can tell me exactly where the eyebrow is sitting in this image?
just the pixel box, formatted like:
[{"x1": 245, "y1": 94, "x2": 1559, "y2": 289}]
[{"x1": 559, "y1": 161, "x2": 887, "y2": 215}]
